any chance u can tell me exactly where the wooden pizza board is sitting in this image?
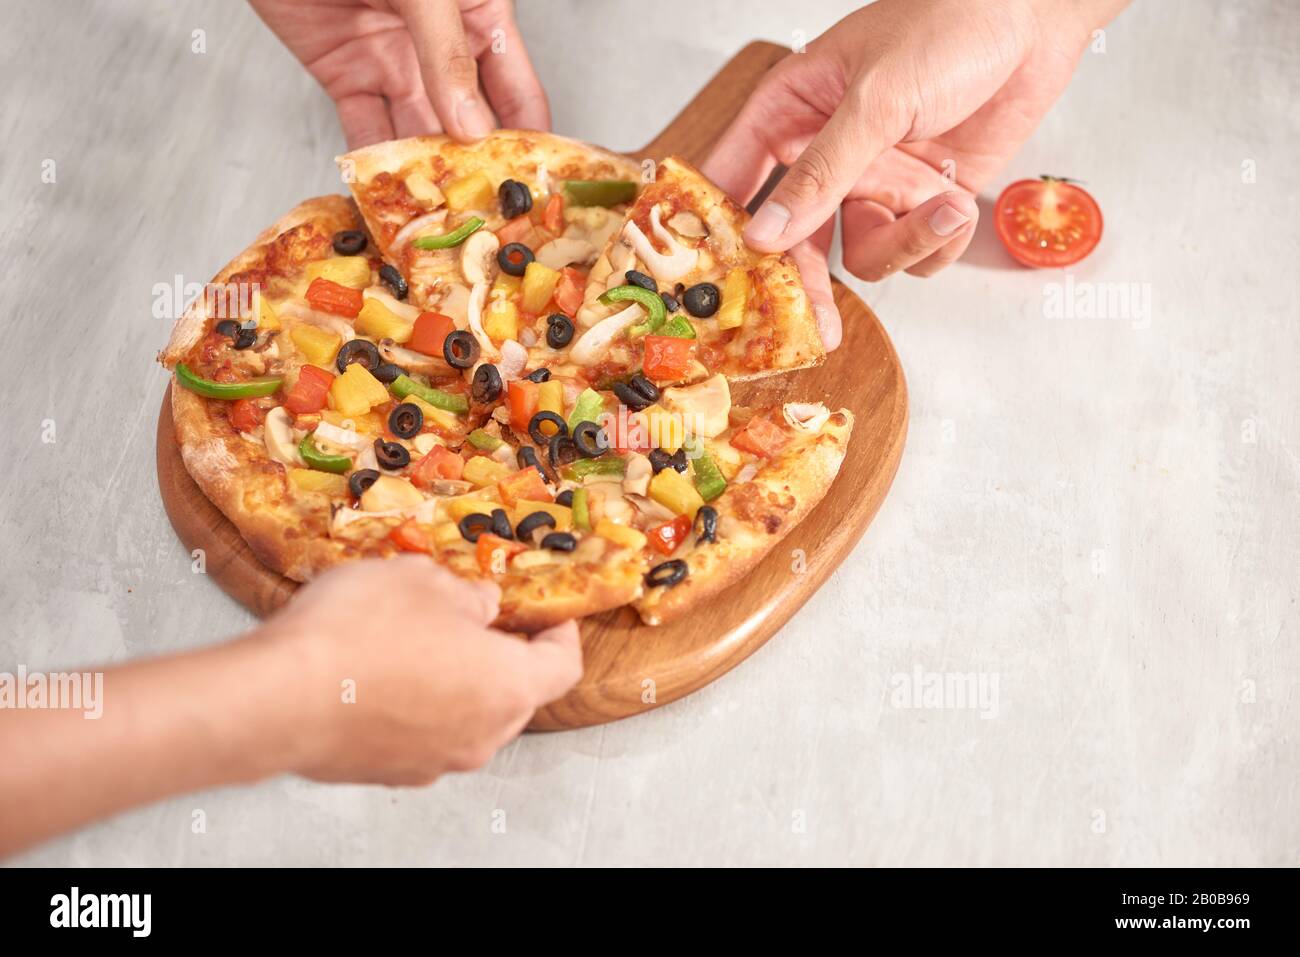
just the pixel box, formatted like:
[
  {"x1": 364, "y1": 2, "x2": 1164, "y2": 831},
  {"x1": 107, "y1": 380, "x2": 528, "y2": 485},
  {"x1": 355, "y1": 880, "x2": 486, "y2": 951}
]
[{"x1": 155, "y1": 41, "x2": 908, "y2": 730}]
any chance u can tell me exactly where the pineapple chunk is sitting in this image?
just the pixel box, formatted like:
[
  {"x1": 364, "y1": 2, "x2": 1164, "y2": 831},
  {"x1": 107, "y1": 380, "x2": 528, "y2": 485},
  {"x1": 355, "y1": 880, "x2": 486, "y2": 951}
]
[
  {"x1": 306, "y1": 256, "x2": 372, "y2": 290},
  {"x1": 520, "y1": 261, "x2": 560, "y2": 314},
  {"x1": 329, "y1": 363, "x2": 389, "y2": 416},
  {"x1": 289, "y1": 468, "x2": 349, "y2": 496},
  {"x1": 360, "y1": 475, "x2": 424, "y2": 512},
  {"x1": 482, "y1": 297, "x2": 519, "y2": 343},
  {"x1": 290, "y1": 324, "x2": 342, "y2": 366},
  {"x1": 445, "y1": 497, "x2": 500, "y2": 521},
  {"x1": 536, "y1": 380, "x2": 565, "y2": 433},
  {"x1": 640, "y1": 404, "x2": 685, "y2": 454},
  {"x1": 404, "y1": 169, "x2": 446, "y2": 205},
  {"x1": 430, "y1": 522, "x2": 463, "y2": 548},
  {"x1": 462, "y1": 456, "x2": 513, "y2": 488},
  {"x1": 490, "y1": 272, "x2": 521, "y2": 300},
  {"x1": 355, "y1": 298, "x2": 414, "y2": 343},
  {"x1": 400, "y1": 392, "x2": 460, "y2": 431},
  {"x1": 594, "y1": 519, "x2": 647, "y2": 551},
  {"x1": 321, "y1": 409, "x2": 384, "y2": 436},
  {"x1": 716, "y1": 267, "x2": 750, "y2": 330},
  {"x1": 648, "y1": 467, "x2": 704, "y2": 519},
  {"x1": 444, "y1": 171, "x2": 495, "y2": 211},
  {"x1": 509, "y1": 500, "x2": 572, "y2": 532},
  {"x1": 252, "y1": 292, "x2": 281, "y2": 331}
]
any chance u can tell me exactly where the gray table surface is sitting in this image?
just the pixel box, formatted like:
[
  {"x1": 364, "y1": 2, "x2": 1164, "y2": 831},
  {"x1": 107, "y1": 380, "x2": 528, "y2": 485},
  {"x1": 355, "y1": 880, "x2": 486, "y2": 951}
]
[{"x1": 2, "y1": 0, "x2": 1296, "y2": 866}]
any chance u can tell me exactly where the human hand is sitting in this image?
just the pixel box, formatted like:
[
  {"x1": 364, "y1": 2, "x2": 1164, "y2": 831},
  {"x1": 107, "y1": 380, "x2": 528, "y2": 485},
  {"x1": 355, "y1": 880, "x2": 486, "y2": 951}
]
[
  {"x1": 702, "y1": 0, "x2": 1129, "y2": 348},
  {"x1": 265, "y1": 556, "x2": 581, "y2": 785},
  {"x1": 250, "y1": 0, "x2": 550, "y2": 148}
]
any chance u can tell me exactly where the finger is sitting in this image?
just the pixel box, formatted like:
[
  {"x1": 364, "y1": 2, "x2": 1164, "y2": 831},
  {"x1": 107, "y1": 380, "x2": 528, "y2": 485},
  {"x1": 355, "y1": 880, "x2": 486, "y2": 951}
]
[
  {"x1": 787, "y1": 219, "x2": 841, "y2": 351},
  {"x1": 745, "y1": 91, "x2": 899, "y2": 253},
  {"x1": 841, "y1": 190, "x2": 976, "y2": 283},
  {"x1": 335, "y1": 93, "x2": 395, "y2": 150},
  {"x1": 476, "y1": 16, "x2": 551, "y2": 130},
  {"x1": 700, "y1": 93, "x2": 781, "y2": 207},
  {"x1": 386, "y1": 37, "x2": 442, "y2": 137},
  {"x1": 398, "y1": 0, "x2": 495, "y2": 141},
  {"x1": 905, "y1": 202, "x2": 980, "y2": 277},
  {"x1": 523, "y1": 620, "x2": 583, "y2": 703}
]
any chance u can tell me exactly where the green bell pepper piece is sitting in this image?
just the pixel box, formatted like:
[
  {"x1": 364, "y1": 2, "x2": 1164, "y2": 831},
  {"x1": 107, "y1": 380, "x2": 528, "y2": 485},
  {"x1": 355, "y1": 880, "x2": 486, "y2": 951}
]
[
  {"x1": 390, "y1": 374, "x2": 469, "y2": 414},
  {"x1": 691, "y1": 450, "x2": 727, "y2": 502},
  {"x1": 602, "y1": 284, "x2": 667, "y2": 338},
  {"x1": 299, "y1": 434, "x2": 352, "y2": 474},
  {"x1": 566, "y1": 387, "x2": 606, "y2": 432},
  {"x1": 570, "y1": 487, "x2": 590, "y2": 531},
  {"x1": 562, "y1": 180, "x2": 637, "y2": 208},
  {"x1": 660, "y1": 315, "x2": 697, "y2": 339},
  {"x1": 411, "y1": 216, "x2": 485, "y2": 250},
  {"x1": 561, "y1": 457, "x2": 626, "y2": 482},
  {"x1": 175, "y1": 362, "x2": 282, "y2": 401},
  {"x1": 467, "y1": 428, "x2": 503, "y2": 452}
]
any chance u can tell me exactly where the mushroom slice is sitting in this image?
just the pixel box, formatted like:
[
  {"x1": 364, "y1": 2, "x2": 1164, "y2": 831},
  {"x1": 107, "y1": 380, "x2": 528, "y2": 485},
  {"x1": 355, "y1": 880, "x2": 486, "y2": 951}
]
[
  {"x1": 378, "y1": 338, "x2": 453, "y2": 377},
  {"x1": 535, "y1": 237, "x2": 597, "y2": 271},
  {"x1": 667, "y1": 210, "x2": 708, "y2": 238},
  {"x1": 622, "y1": 453, "x2": 652, "y2": 496},
  {"x1": 705, "y1": 205, "x2": 741, "y2": 259},
  {"x1": 782, "y1": 401, "x2": 831, "y2": 434},
  {"x1": 460, "y1": 228, "x2": 500, "y2": 285},
  {"x1": 622, "y1": 205, "x2": 698, "y2": 283},
  {"x1": 661, "y1": 373, "x2": 731, "y2": 438},
  {"x1": 264, "y1": 407, "x2": 303, "y2": 466},
  {"x1": 428, "y1": 478, "x2": 473, "y2": 496},
  {"x1": 569, "y1": 303, "x2": 644, "y2": 365},
  {"x1": 312, "y1": 421, "x2": 366, "y2": 451},
  {"x1": 465, "y1": 281, "x2": 500, "y2": 359}
]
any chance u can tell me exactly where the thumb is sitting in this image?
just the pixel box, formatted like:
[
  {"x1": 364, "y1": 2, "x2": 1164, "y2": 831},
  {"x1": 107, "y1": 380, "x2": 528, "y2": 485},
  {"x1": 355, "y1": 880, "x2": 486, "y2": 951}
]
[
  {"x1": 398, "y1": 0, "x2": 495, "y2": 141},
  {"x1": 743, "y1": 94, "x2": 895, "y2": 253}
]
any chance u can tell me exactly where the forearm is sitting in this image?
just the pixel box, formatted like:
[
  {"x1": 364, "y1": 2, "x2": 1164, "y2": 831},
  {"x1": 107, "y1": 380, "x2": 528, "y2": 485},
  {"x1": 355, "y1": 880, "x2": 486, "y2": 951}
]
[{"x1": 0, "y1": 630, "x2": 303, "y2": 857}]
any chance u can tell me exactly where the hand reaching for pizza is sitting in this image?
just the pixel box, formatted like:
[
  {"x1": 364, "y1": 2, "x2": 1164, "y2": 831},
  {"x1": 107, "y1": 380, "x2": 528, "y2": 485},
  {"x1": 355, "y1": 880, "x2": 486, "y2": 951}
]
[
  {"x1": 701, "y1": 0, "x2": 1129, "y2": 349},
  {"x1": 250, "y1": 0, "x2": 550, "y2": 148},
  {"x1": 268, "y1": 556, "x2": 582, "y2": 784}
]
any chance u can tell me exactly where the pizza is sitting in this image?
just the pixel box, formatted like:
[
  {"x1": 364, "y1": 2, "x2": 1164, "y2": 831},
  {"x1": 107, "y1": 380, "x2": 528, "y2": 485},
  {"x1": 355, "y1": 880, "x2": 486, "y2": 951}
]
[{"x1": 158, "y1": 131, "x2": 851, "y2": 630}]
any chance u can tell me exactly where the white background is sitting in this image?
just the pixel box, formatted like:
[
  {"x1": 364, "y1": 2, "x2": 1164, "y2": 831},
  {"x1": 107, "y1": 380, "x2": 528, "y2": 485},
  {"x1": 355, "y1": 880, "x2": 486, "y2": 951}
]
[{"x1": 2, "y1": 0, "x2": 1296, "y2": 865}]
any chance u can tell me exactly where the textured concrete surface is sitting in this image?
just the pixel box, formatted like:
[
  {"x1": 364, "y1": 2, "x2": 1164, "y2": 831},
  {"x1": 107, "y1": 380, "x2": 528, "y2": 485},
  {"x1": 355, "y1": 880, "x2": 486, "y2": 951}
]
[{"x1": 1, "y1": 0, "x2": 1296, "y2": 865}]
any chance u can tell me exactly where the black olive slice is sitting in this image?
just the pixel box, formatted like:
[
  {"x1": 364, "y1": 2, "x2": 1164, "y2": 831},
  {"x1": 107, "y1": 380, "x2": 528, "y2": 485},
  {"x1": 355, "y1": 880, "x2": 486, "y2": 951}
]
[
  {"x1": 545, "y1": 314, "x2": 574, "y2": 348},
  {"x1": 348, "y1": 468, "x2": 380, "y2": 499},
  {"x1": 443, "y1": 330, "x2": 480, "y2": 370},
  {"x1": 233, "y1": 327, "x2": 258, "y2": 350},
  {"x1": 379, "y1": 263, "x2": 408, "y2": 300},
  {"x1": 214, "y1": 319, "x2": 241, "y2": 340},
  {"x1": 646, "y1": 559, "x2": 688, "y2": 587},
  {"x1": 471, "y1": 364, "x2": 503, "y2": 403},
  {"x1": 498, "y1": 179, "x2": 533, "y2": 220},
  {"x1": 515, "y1": 510, "x2": 557, "y2": 541},
  {"x1": 668, "y1": 448, "x2": 688, "y2": 473},
  {"x1": 683, "y1": 282, "x2": 720, "y2": 317},
  {"x1": 458, "y1": 512, "x2": 494, "y2": 543},
  {"x1": 388, "y1": 402, "x2": 423, "y2": 439},
  {"x1": 372, "y1": 362, "x2": 405, "y2": 384},
  {"x1": 528, "y1": 411, "x2": 567, "y2": 446},
  {"x1": 572, "y1": 420, "x2": 607, "y2": 458},
  {"x1": 525, "y1": 367, "x2": 550, "y2": 383},
  {"x1": 497, "y1": 242, "x2": 534, "y2": 277},
  {"x1": 516, "y1": 445, "x2": 549, "y2": 481},
  {"x1": 660, "y1": 292, "x2": 679, "y2": 313},
  {"x1": 540, "y1": 531, "x2": 577, "y2": 552},
  {"x1": 694, "y1": 505, "x2": 718, "y2": 544},
  {"x1": 374, "y1": 438, "x2": 410, "y2": 470},
  {"x1": 548, "y1": 433, "x2": 579, "y2": 470},
  {"x1": 332, "y1": 230, "x2": 367, "y2": 255},
  {"x1": 336, "y1": 338, "x2": 381, "y2": 373},
  {"x1": 625, "y1": 270, "x2": 656, "y2": 292},
  {"x1": 648, "y1": 449, "x2": 673, "y2": 473},
  {"x1": 629, "y1": 374, "x2": 661, "y2": 404},
  {"x1": 489, "y1": 508, "x2": 514, "y2": 540},
  {"x1": 555, "y1": 489, "x2": 575, "y2": 508}
]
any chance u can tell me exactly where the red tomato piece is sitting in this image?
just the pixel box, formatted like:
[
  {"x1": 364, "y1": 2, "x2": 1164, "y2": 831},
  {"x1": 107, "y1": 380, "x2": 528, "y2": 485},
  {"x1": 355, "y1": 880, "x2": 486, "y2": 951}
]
[
  {"x1": 410, "y1": 445, "x2": 465, "y2": 487},
  {"x1": 305, "y1": 277, "x2": 364, "y2": 317},
  {"x1": 229, "y1": 398, "x2": 264, "y2": 433},
  {"x1": 642, "y1": 335, "x2": 695, "y2": 382},
  {"x1": 553, "y1": 267, "x2": 584, "y2": 316},
  {"x1": 497, "y1": 467, "x2": 551, "y2": 508},
  {"x1": 496, "y1": 216, "x2": 533, "y2": 246},
  {"x1": 389, "y1": 519, "x2": 432, "y2": 554},
  {"x1": 730, "y1": 416, "x2": 790, "y2": 458},
  {"x1": 507, "y1": 379, "x2": 539, "y2": 432},
  {"x1": 542, "y1": 194, "x2": 564, "y2": 234},
  {"x1": 407, "y1": 312, "x2": 456, "y2": 356},
  {"x1": 647, "y1": 515, "x2": 691, "y2": 556},
  {"x1": 283, "y1": 364, "x2": 335, "y2": 414},
  {"x1": 475, "y1": 533, "x2": 527, "y2": 575},
  {"x1": 994, "y1": 176, "x2": 1102, "y2": 268}
]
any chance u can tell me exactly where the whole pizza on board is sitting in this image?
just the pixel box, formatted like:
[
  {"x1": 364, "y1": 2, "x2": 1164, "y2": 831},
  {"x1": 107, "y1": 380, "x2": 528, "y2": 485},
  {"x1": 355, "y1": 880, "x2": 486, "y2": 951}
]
[{"x1": 159, "y1": 131, "x2": 852, "y2": 629}]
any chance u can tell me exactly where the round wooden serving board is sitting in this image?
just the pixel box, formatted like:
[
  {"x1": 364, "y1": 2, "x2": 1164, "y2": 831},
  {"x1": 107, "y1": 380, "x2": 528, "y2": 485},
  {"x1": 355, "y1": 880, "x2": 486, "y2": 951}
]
[{"x1": 156, "y1": 42, "x2": 908, "y2": 730}]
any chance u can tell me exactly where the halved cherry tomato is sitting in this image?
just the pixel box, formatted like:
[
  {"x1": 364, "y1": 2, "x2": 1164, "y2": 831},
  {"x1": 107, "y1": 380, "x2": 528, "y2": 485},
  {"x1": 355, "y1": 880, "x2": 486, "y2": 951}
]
[
  {"x1": 507, "y1": 379, "x2": 539, "y2": 432},
  {"x1": 542, "y1": 193, "x2": 565, "y2": 234},
  {"x1": 305, "y1": 277, "x2": 364, "y2": 317},
  {"x1": 475, "y1": 533, "x2": 527, "y2": 574},
  {"x1": 497, "y1": 466, "x2": 551, "y2": 508},
  {"x1": 496, "y1": 215, "x2": 534, "y2": 246},
  {"x1": 410, "y1": 445, "x2": 465, "y2": 487},
  {"x1": 730, "y1": 416, "x2": 790, "y2": 458},
  {"x1": 228, "y1": 398, "x2": 264, "y2": 433},
  {"x1": 994, "y1": 176, "x2": 1102, "y2": 268},
  {"x1": 647, "y1": 514, "x2": 691, "y2": 556},
  {"x1": 642, "y1": 335, "x2": 695, "y2": 382},
  {"x1": 553, "y1": 267, "x2": 585, "y2": 316},
  {"x1": 408, "y1": 311, "x2": 456, "y2": 356},
  {"x1": 390, "y1": 519, "x2": 432, "y2": 554},
  {"x1": 283, "y1": 364, "x2": 335, "y2": 414}
]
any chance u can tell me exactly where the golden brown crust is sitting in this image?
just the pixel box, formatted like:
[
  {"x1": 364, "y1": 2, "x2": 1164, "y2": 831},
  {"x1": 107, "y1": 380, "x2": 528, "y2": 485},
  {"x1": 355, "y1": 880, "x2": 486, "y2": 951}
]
[{"x1": 634, "y1": 411, "x2": 853, "y2": 625}]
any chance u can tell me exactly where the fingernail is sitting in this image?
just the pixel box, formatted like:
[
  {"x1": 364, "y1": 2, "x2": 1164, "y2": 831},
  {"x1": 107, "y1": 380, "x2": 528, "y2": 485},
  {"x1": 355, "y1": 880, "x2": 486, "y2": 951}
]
[
  {"x1": 929, "y1": 203, "x2": 970, "y2": 237},
  {"x1": 456, "y1": 97, "x2": 493, "y2": 139},
  {"x1": 814, "y1": 302, "x2": 842, "y2": 351},
  {"x1": 745, "y1": 201, "x2": 791, "y2": 245}
]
